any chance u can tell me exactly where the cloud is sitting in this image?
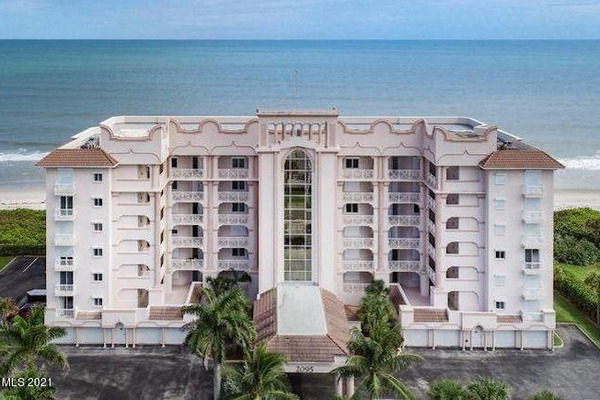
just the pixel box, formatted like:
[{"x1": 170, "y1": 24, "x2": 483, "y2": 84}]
[{"x1": 0, "y1": 0, "x2": 47, "y2": 13}]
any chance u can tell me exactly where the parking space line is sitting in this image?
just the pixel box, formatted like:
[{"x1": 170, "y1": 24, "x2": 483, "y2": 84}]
[
  {"x1": 2, "y1": 256, "x2": 17, "y2": 271},
  {"x1": 22, "y1": 257, "x2": 38, "y2": 273}
]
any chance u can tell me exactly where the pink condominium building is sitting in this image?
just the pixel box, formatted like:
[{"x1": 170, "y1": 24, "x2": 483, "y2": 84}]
[{"x1": 38, "y1": 109, "x2": 563, "y2": 365}]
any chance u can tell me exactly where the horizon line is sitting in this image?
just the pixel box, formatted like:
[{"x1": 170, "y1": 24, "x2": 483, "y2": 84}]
[{"x1": 1, "y1": 38, "x2": 600, "y2": 41}]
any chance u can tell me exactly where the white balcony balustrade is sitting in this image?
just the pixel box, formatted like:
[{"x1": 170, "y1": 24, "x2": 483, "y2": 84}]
[
  {"x1": 342, "y1": 260, "x2": 374, "y2": 271},
  {"x1": 426, "y1": 173, "x2": 437, "y2": 188},
  {"x1": 54, "y1": 208, "x2": 74, "y2": 221},
  {"x1": 171, "y1": 237, "x2": 203, "y2": 247},
  {"x1": 523, "y1": 185, "x2": 543, "y2": 197},
  {"x1": 342, "y1": 192, "x2": 374, "y2": 203},
  {"x1": 522, "y1": 210, "x2": 543, "y2": 223},
  {"x1": 522, "y1": 235, "x2": 543, "y2": 248},
  {"x1": 217, "y1": 237, "x2": 250, "y2": 248},
  {"x1": 343, "y1": 169, "x2": 374, "y2": 180},
  {"x1": 388, "y1": 260, "x2": 420, "y2": 272},
  {"x1": 389, "y1": 193, "x2": 420, "y2": 203},
  {"x1": 343, "y1": 215, "x2": 374, "y2": 226},
  {"x1": 218, "y1": 214, "x2": 250, "y2": 225},
  {"x1": 427, "y1": 196, "x2": 437, "y2": 210},
  {"x1": 54, "y1": 183, "x2": 74, "y2": 196},
  {"x1": 218, "y1": 168, "x2": 249, "y2": 179},
  {"x1": 427, "y1": 219, "x2": 436, "y2": 233},
  {"x1": 218, "y1": 191, "x2": 250, "y2": 202},
  {"x1": 388, "y1": 238, "x2": 420, "y2": 249},
  {"x1": 171, "y1": 259, "x2": 204, "y2": 270},
  {"x1": 523, "y1": 262, "x2": 542, "y2": 275},
  {"x1": 171, "y1": 168, "x2": 204, "y2": 179},
  {"x1": 522, "y1": 287, "x2": 543, "y2": 300},
  {"x1": 218, "y1": 260, "x2": 251, "y2": 270},
  {"x1": 56, "y1": 309, "x2": 75, "y2": 318},
  {"x1": 388, "y1": 215, "x2": 420, "y2": 226},
  {"x1": 54, "y1": 234, "x2": 75, "y2": 246},
  {"x1": 342, "y1": 282, "x2": 369, "y2": 293},
  {"x1": 343, "y1": 238, "x2": 374, "y2": 248},
  {"x1": 172, "y1": 214, "x2": 203, "y2": 225},
  {"x1": 522, "y1": 311, "x2": 544, "y2": 321},
  {"x1": 172, "y1": 191, "x2": 204, "y2": 202},
  {"x1": 55, "y1": 284, "x2": 75, "y2": 296},
  {"x1": 55, "y1": 258, "x2": 75, "y2": 271},
  {"x1": 388, "y1": 169, "x2": 421, "y2": 180}
]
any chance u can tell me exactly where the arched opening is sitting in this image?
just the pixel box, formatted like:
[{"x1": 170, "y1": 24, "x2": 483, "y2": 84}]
[
  {"x1": 446, "y1": 266, "x2": 460, "y2": 279},
  {"x1": 284, "y1": 149, "x2": 313, "y2": 282},
  {"x1": 446, "y1": 242, "x2": 459, "y2": 254},
  {"x1": 448, "y1": 291, "x2": 459, "y2": 310},
  {"x1": 446, "y1": 217, "x2": 459, "y2": 230}
]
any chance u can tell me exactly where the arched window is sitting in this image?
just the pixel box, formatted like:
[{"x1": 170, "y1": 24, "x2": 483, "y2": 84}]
[{"x1": 284, "y1": 150, "x2": 313, "y2": 281}]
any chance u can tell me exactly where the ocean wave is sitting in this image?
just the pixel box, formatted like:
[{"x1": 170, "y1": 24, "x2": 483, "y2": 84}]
[
  {"x1": 0, "y1": 150, "x2": 49, "y2": 162},
  {"x1": 558, "y1": 154, "x2": 600, "y2": 171}
]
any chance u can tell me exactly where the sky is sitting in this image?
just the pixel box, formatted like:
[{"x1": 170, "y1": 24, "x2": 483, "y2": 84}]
[{"x1": 1, "y1": 0, "x2": 600, "y2": 39}]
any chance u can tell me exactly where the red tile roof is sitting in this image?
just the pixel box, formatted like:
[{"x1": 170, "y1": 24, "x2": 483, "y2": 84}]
[
  {"x1": 36, "y1": 148, "x2": 118, "y2": 168},
  {"x1": 413, "y1": 308, "x2": 448, "y2": 323},
  {"x1": 497, "y1": 314, "x2": 523, "y2": 323},
  {"x1": 479, "y1": 150, "x2": 564, "y2": 170}
]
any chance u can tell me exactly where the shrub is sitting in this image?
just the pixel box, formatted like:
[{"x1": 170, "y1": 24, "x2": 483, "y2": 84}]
[
  {"x1": 554, "y1": 234, "x2": 599, "y2": 266},
  {"x1": 428, "y1": 378, "x2": 468, "y2": 400},
  {"x1": 466, "y1": 377, "x2": 510, "y2": 400},
  {"x1": 554, "y1": 265, "x2": 599, "y2": 323},
  {"x1": 554, "y1": 208, "x2": 600, "y2": 247},
  {"x1": 0, "y1": 209, "x2": 45, "y2": 256},
  {"x1": 528, "y1": 390, "x2": 564, "y2": 400}
]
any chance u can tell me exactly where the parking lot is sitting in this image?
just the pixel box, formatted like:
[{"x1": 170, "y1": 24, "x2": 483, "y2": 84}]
[{"x1": 0, "y1": 256, "x2": 45, "y2": 302}]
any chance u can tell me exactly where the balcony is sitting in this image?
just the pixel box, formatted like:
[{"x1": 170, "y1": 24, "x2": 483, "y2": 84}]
[
  {"x1": 523, "y1": 262, "x2": 542, "y2": 275},
  {"x1": 54, "y1": 234, "x2": 75, "y2": 246},
  {"x1": 428, "y1": 243, "x2": 435, "y2": 258},
  {"x1": 54, "y1": 183, "x2": 74, "y2": 196},
  {"x1": 172, "y1": 259, "x2": 204, "y2": 269},
  {"x1": 522, "y1": 311, "x2": 544, "y2": 321},
  {"x1": 388, "y1": 215, "x2": 420, "y2": 226},
  {"x1": 218, "y1": 191, "x2": 249, "y2": 202},
  {"x1": 342, "y1": 192, "x2": 374, "y2": 203},
  {"x1": 389, "y1": 193, "x2": 420, "y2": 203},
  {"x1": 523, "y1": 184, "x2": 543, "y2": 197},
  {"x1": 172, "y1": 191, "x2": 204, "y2": 202},
  {"x1": 427, "y1": 219, "x2": 436, "y2": 233},
  {"x1": 218, "y1": 237, "x2": 250, "y2": 248},
  {"x1": 218, "y1": 168, "x2": 249, "y2": 179},
  {"x1": 388, "y1": 169, "x2": 421, "y2": 180},
  {"x1": 388, "y1": 260, "x2": 420, "y2": 272},
  {"x1": 343, "y1": 282, "x2": 369, "y2": 293},
  {"x1": 522, "y1": 235, "x2": 543, "y2": 248},
  {"x1": 343, "y1": 215, "x2": 374, "y2": 226},
  {"x1": 171, "y1": 168, "x2": 204, "y2": 180},
  {"x1": 218, "y1": 260, "x2": 251, "y2": 270},
  {"x1": 56, "y1": 309, "x2": 75, "y2": 318},
  {"x1": 171, "y1": 237, "x2": 203, "y2": 247},
  {"x1": 54, "y1": 258, "x2": 75, "y2": 271},
  {"x1": 342, "y1": 260, "x2": 374, "y2": 271},
  {"x1": 522, "y1": 210, "x2": 543, "y2": 223},
  {"x1": 55, "y1": 284, "x2": 75, "y2": 296},
  {"x1": 427, "y1": 196, "x2": 436, "y2": 210},
  {"x1": 54, "y1": 208, "x2": 74, "y2": 221},
  {"x1": 343, "y1": 169, "x2": 374, "y2": 180},
  {"x1": 523, "y1": 287, "x2": 543, "y2": 301},
  {"x1": 388, "y1": 238, "x2": 420, "y2": 249},
  {"x1": 343, "y1": 238, "x2": 374, "y2": 249},
  {"x1": 218, "y1": 214, "x2": 250, "y2": 226},
  {"x1": 172, "y1": 214, "x2": 203, "y2": 225},
  {"x1": 426, "y1": 173, "x2": 437, "y2": 189}
]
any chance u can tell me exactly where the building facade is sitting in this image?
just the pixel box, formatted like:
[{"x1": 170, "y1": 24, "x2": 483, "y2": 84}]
[{"x1": 38, "y1": 110, "x2": 563, "y2": 350}]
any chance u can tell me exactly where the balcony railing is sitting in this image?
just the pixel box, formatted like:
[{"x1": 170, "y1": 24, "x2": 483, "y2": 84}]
[
  {"x1": 523, "y1": 287, "x2": 543, "y2": 300},
  {"x1": 343, "y1": 238, "x2": 374, "y2": 248},
  {"x1": 388, "y1": 215, "x2": 420, "y2": 226},
  {"x1": 343, "y1": 215, "x2": 374, "y2": 226},
  {"x1": 342, "y1": 260, "x2": 374, "y2": 271},
  {"x1": 522, "y1": 236, "x2": 543, "y2": 248},
  {"x1": 427, "y1": 219, "x2": 436, "y2": 233},
  {"x1": 172, "y1": 214, "x2": 203, "y2": 225},
  {"x1": 172, "y1": 259, "x2": 204, "y2": 269},
  {"x1": 218, "y1": 260, "x2": 251, "y2": 270},
  {"x1": 388, "y1": 238, "x2": 420, "y2": 249},
  {"x1": 54, "y1": 234, "x2": 75, "y2": 246},
  {"x1": 388, "y1": 169, "x2": 421, "y2": 180},
  {"x1": 426, "y1": 173, "x2": 437, "y2": 188},
  {"x1": 218, "y1": 214, "x2": 250, "y2": 225},
  {"x1": 55, "y1": 284, "x2": 75, "y2": 296},
  {"x1": 522, "y1": 311, "x2": 544, "y2": 321},
  {"x1": 172, "y1": 191, "x2": 204, "y2": 202},
  {"x1": 523, "y1": 185, "x2": 543, "y2": 197},
  {"x1": 55, "y1": 258, "x2": 75, "y2": 271},
  {"x1": 171, "y1": 168, "x2": 204, "y2": 179},
  {"x1": 54, "y1": 208, "x2": 74, "y2": 221},
  {"x1": 427, "y1": 196, "x2": 436, "y2": 210},
  {"x1": 342, "y1": 192, "x2": 374, "y2": 203},
  {"x1": 343, "y1": 169, "x2": 374, "y2": 180},
  {"x1": 56, "y1": 309, "x2": 75, "y2": 318},
  {"x1": 342, "y1": 282, "x2": 370, "y2": 293},
  {"x1": 218, "y1": 168, "x2": 249, "y2": 179},
  {"x1": 218, "y1": 191, "x2": 250, "y2": 202},
  {"x1": 523, "y1": 262, "x2": 542, "y2": 275},
  {"x1": 522, "y1": 210, "x2": 543, "y2": 223},
  {"x1": 54, "y1": 183, "x2": 74, "y2": 196},
  {"x1": 388, "y1": 260, "x2": 420, "y2": 272},
  {"x1": 171, "y1": 237, "x2": 203, "y2": 247},
  {"x1": 428, "y1": 243, "x2": 436, "y2": 258},
  {"x1": 389, "y1": 193, "x2": 420, "y2": 203},
  {"x1": 218, "y1": 237, "x2": 250, "y2": 248}
]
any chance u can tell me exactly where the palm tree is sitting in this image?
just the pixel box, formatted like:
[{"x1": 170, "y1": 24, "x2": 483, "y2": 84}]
[
  {"x1": 466, "y1": 377, "x2": 510, "y2": 400},
  {"x1": 428, "y1": 378, "x2": 467, "y2": 400},
  {"x1": 357, "y1": 288, "x2": 395, "y2": 335},
  {"x1": 222, "y1": 342, "x2": 298, "y2": 400},
  {"x1": 584, "y1": 272, "x2": 600, "y2": 325},
  {"x1": 1, "y1": 366, "x2": 56, "y2": 400},
  {"x1": 333, "y1": 324, "x2": 422, "y2": 399},
  {"x1": 0, "y1": 305, "x2": 67, "y2": 375},
  {"x1": 527, "y1": 390, "x2": 564, "y2": 400},
  {"x1": 182, "y1": 285, "x2": 256, "y2": 400}
]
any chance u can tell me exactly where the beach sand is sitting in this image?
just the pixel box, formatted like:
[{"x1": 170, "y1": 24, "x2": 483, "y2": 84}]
[{"x1": 0, "y1": 186, "x2": 599, "y2": 211}]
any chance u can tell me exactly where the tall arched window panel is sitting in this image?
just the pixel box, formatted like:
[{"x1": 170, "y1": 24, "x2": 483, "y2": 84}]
[{"x1": 284, "y1": 149, "x2": 313, "y2": 281}]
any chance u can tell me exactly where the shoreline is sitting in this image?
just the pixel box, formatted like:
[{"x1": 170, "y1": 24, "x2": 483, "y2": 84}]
[{"x1": 1, "y1": 187, "x2": 599, "y2": 211}]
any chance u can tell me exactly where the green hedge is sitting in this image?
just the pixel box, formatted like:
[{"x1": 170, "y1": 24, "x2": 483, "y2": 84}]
[
  {"x1": 554, "y1": 208, "x2": 600, "y2": 248},
  {"x1": 554, "y1": 265, "x2": 599, "y2": 323},
  {"x1": 0, "y1": 209, "x2": 46, "y2": 256},
  {"x1": 554, "y1": 234, "x2": 600, "y2": 266}
]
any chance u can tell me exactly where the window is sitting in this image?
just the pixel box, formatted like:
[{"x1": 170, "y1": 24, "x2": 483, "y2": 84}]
[
  {"x1": 525, "y1": 249, "x2": 540, "y2": 263},
  {"x1": 92, "y1": 223, "x2": 103, "y2": 232},
  {"x1": 93, "y1": 198, "x2": 103, "y2": 207},
  {"x1": 494, "y1": 274, "x2": 506, "y2": 287},
  {"x1": 171, "y1": 158, "x2": 178, "y2": 168},
  {"x1": 446, "y1": 194, "x2": 459, "y2": 205},
  {"x1": 495, "y1": 250, "x2": 506, "y2": 260},
  {"x1": 60, "y1": 196, "x2": 73, "y2": 210},
  {"x1": 345, "y1": 158, "x2": 359, "y2": 169},
  {"x1": 232, "y1": 181, "x2": 246, "y2": 191},
  {"x1": 446, "y1": 217, "x2": 459, "y2": 230},
  {"x1": 232, "y1": 203, "x2": 246, "y2": 213},
  {"x1": 446, "y1": 166, "x2": 460, "y2": 181},
  {"x1": 92, "y1": 247, "x2": 103, "y2": 257},
  {"x1": 495, "y1": 301, "x2": 506, "y2": 310},
  {"x1": 494, "y1": 198, "x2": 506, "y2": 210},
  {"x1": 92, "y1": 273, "x2": 103, "y2": 282},
  {"x1": 232, "y1": 248, "x2": 247, "y2": 257},
  {"x1": 232, "y1": 157, "x2": 246, "y2": 169},
  {"x1": 345, "y1": 203, "x2": 359, "y2": 214},
  {"x1": 172, "y1": 181, "x2": 178, "y2": 190},
  {"x1": 494, "y1": 223, "x2": 506, "y2": 236},
  {"x1": 138, "y1": 165, "x2": 150, "y2": 179},
  {"x1": 59, "y1": 256, "x2": 73, "y2": 265},
  {"x1": 494, "y1": 173, "x2": 507, "y2": 185},
  {"x1": 92, "y1": 297, "x2": 103, "y2": 307},
  {"x1": 171, "y1": 228, "x2": 178, "y2": 235},
  {"x1": 59, "y1": 271, "x2": 73, "y2": 285},
  {"x1": 446, "y1": 242, "x2": 459, "y2": 254},
  {"x1": 93, "y1": 173, "x2": 103, "y2": 182},
  {"x1": 524, "y1": 170, "x2": 541, "y2": 186}
]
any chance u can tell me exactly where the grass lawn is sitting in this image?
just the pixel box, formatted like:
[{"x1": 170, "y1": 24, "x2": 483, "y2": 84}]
[
  {"x1": 554, "y1": 291, "x2": 600, "y2": 347},
  {"x1": 0, "y1": 256, "x2": 14, "y2": 272}
]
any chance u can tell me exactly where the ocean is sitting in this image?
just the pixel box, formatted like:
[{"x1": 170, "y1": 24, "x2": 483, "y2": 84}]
[{"x1": 0, "y1": 40, "x2": 599, "y2": 191}]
